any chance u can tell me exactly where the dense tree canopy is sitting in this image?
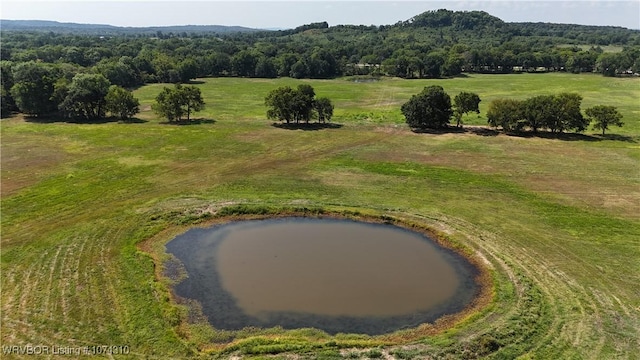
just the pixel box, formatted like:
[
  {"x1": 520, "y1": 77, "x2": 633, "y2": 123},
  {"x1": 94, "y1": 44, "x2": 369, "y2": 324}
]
[
  {"x1": 10, "y1": 61, "x2": 58, "y2": 116},
  {"x1": 105, "y1": 85, "x2": 140, "y2": 120},
  {"x1": 0, "y1": 61, "x2": 17, "y2": 117},
  {"x1": 1, "y1": 9, "x2": 638, "y2": 122},
  {"x1": 265, "y1": 84, "x2": 333, "y2": 124},
  {"x1": 520, "y1": 93, "x2": 587, "y2": 133},
  {"x1": 486, "y1": 93, "x2": 616, "y2": 135},
  {"x1": 153, "y1": 87, "x2": 183, "y2": 122},
  {"x1": 1, "y1": 9, "x2": 638, "y2": 109},
  {"x1": 59, "y1": 73, "x2": 111, "y2": 120},
  {"x1": 152, "y1": 84, "x2": 205, "y2": 122},
  {"x1": 486, "y1": 98, "x2": 525, "y2": 132},
  {"x1": 552, "y1": 93, "x2": 588, "y2": 133},
  {"x1": 265, "y1": 86, "x2": 297, "y2": 123},
  {"x1": 401, "y1": 85, "x2": 453, "y2": 130},
  {"x1": 522, "y1": 95, "x2": 553, "y2": 133},
  {"x1": 315, "y1": 97, "x2": 334, "y2": 123}
]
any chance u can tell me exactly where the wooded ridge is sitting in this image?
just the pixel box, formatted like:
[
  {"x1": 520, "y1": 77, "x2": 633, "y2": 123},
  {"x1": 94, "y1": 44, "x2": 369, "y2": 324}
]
[{"x1": 2, "y1": 9, "x2": 639, "y2": 118}]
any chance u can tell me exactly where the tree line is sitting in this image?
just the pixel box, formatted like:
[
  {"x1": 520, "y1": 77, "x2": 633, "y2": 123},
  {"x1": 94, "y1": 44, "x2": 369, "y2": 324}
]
[
  {"x1": 402, "y1": 86, "x2": 624, "y2": 135},
  {"x1": 4, "y1": 61, "x2": 139, "y2": 121},
  {"x1": 486, "y1": 96, "x2": 623, "y2": 135},
  {"x1": 3, "y1": 60, "x2": 625, "y2": 136},
  {"x1": 2, "y1": 9, "x2": 639, "y2": 118}
]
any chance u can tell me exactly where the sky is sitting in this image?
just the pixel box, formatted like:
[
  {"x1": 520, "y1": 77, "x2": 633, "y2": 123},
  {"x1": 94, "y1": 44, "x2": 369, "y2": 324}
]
[{"x1": 2, "y1": 1, "x2": 639, "y2": 30}]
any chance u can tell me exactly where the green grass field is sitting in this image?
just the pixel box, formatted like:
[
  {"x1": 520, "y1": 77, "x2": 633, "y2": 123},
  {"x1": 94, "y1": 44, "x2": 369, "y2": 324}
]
[{"x1": 2, "y1": 73, "x2": 639, "y2": 359}]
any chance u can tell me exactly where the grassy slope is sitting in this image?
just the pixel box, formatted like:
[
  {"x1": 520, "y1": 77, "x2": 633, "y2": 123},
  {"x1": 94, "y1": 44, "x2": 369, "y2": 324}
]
[{"x1": 1, "y1": 73, "x2": 639, "y2": 358}]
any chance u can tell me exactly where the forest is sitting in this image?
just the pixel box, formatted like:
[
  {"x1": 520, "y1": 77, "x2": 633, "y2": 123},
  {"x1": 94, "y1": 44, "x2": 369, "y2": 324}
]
[{"x1": 1, "y1": 9, "x2": 639, "y2": 118}]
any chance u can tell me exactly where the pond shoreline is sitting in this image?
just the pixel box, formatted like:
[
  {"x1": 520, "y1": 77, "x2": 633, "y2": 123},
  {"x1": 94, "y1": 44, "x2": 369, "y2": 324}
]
[{"x1": 138, "y1": 207, "x2": 494, "y2": 347}]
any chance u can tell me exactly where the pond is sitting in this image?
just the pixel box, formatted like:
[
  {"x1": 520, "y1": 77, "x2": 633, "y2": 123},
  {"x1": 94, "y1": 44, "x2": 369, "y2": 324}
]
[{"x1": 165, "y1": 217, "x2": 480, "y2": 335}]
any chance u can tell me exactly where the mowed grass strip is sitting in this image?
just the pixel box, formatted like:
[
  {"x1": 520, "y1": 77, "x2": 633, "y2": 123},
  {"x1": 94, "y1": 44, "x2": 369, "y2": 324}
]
[{"x1": 1, "y1": 73, "x2": 638, "y2": 358}]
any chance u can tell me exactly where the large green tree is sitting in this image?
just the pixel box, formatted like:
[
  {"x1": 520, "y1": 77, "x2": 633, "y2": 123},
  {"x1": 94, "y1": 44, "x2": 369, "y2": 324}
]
[
  {"x1": 551, "y1": 93, "x2": 588, "y2": 133},
  {"x1": 1, "y1": 87, "x2": 14, "y2": 118},
  {"x1": 424, "y1": 52, "x2": 445, "y2": 78},
  {"x1": 10, "y1": 61, "x2": 58, "y2": 116},
  {"x1": 95, "y1": 58, "x2": 140, "y2": 88},
  {"x1": 105, "y1": 85, "x2": 140, "y2": 120},
  {"x1": 177, "y1": 58, "x2": 198, "y2": 83},
  {"x1": 308, "y1": 49, "x2": 338, "y2": 79},
  {"x1": 585, "y1": 105, "x2": 623, "y2": 135},
  {"x1": 265, "y1": 84, "x2": 333, "y2": 124},
  {"x1": 486, "y1": 98, "x2": 525, "y2": 132},
  {"x1": 152, "y1": 84, "x2": 205, "y2": 122},
  {"x1": 523, "y1": 95, "x2": 554, "y2": 133},
  {"x1": 60, "y1": 73, "x2": 111, "y2": 120},
  {"x1": 315, "y1": 97, "x2": 334, "y2": 123},
  {"x1": 522, "y1": 93, "x2": 587, "y2": 133},
  {"x1": 265, "y1": 86, "x2": 297, "y2": 123},
  {"x1": 453, "y1": 91, "x2": 481, "y2": 127},
  {"x1": 401, "y1": 85, "x2": 453, "y2": 130},
  {"x1": 442, "y1": 54, "x2": 465, "y2": 77},
  {"x1": 181, "y1": 85, "x2": 205, "y2": 121},
  {"x1": 232, "y1": 50, "x2": 259, "y2": 77},
  {"x1": 153, "y1": 86, "x2": 183, "y2": 122},
  {"x1": 294, "y1": 84, "x2": 316, "y2": 123},
  {"x1": 254, "y1": 57, "x2": 278, "y2": 78},
  {"x1": 1, "y1": 61, "x2": 17, "y2": 118}
]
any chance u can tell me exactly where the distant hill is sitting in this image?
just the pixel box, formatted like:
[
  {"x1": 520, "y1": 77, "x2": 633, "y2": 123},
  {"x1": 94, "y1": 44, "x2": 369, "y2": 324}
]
[
  {"x1": 0, "y1": 9, "x2": 637, "y2": 82},
  {"x1": 0, "y1": 19, "x2": 265, "y2": 35}
]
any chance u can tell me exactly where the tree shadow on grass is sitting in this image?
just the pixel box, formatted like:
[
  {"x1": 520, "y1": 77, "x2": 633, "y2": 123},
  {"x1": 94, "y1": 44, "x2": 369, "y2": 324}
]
[
  {"x1": 410, "y1": 126, "x2": 465, "y2": 134},
  {"x1": 597, "y1": 133, "x2": 638, "y2": 143},
  {"x1": 447, "y1": 73, "x2": 471, "y2": 79},
  {"x1": 410, "y1": 126, "x2": 636, "y2": 143},
  {"x1": 272, "y1": 122, "x2": 344, "y2": 131},
  {"x1": 510, "y1": 131, "x2": 637, "y2": 143},
  {"x1": 160, "y1": 118, "x2": 217, "y2": 125},
  {"x1": 24, "y1": 116, "x2": 129, "y2": 124},
  {"x1": 410, "y1": 126, "x2": 499, "y2": 137},
  {"x1": 119, "y1": 117, "x2": 148, "y2": 124},
  {"x1": 466, "y1": 126, "x2": 500, "y2": 137}
]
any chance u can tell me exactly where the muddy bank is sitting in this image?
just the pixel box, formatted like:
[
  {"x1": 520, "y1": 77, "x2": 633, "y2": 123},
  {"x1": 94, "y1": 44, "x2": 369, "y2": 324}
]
[{"x1": 163, "y1": 214, "x2": 489, "y2": 335}]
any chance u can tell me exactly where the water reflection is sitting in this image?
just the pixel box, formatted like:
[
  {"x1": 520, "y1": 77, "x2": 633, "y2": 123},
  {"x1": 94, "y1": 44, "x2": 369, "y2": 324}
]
[{"x1": 166, "y1": 218, "x2": 479, "y2": 335}]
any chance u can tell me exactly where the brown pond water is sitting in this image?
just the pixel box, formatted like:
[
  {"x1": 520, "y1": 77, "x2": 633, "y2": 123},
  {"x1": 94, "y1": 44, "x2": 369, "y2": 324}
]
[{"x1": 166, "y1": 218, "x2": 479, "y2": 335}]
